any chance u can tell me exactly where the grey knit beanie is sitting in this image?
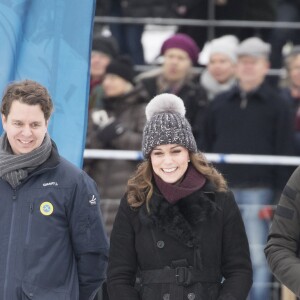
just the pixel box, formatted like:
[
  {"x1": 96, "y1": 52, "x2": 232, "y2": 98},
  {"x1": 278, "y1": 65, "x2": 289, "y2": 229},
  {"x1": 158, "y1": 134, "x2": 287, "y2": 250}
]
[{"x1": 142, "y1": 93, "x2": 197, "y2": 158}]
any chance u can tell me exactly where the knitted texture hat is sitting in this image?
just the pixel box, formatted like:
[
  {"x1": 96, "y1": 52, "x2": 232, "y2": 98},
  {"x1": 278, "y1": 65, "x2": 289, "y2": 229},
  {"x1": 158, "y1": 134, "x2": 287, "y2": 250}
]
[
  {"x1": 160, "y1": 34, "x2": 200, "y2": 65},
  {"x1": 106, "y1": 55, "x2": 135, "y2": 84},
  {"x1": 142, "y1": 93, "x2": 197, "y2": 158},
  {"x1": 92, "y1": 35, "x2": 119, "y2": 59}
]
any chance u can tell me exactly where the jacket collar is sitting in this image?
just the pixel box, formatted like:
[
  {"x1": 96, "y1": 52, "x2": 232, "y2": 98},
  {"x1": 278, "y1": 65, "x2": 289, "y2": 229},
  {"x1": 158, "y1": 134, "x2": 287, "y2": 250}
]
[
  {"x1": 139, "y1": 182, "x2": 219, "y2": 247},
  {"x1": 227, "y1": 80, "x2": 271, "y2": 103}
]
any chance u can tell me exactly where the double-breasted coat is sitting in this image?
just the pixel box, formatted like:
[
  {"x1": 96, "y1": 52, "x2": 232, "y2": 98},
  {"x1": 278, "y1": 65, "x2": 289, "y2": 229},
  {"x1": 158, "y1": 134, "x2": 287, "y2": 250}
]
[{"x1": 107, "y1": 181, "x2": 253, "y2": 300}]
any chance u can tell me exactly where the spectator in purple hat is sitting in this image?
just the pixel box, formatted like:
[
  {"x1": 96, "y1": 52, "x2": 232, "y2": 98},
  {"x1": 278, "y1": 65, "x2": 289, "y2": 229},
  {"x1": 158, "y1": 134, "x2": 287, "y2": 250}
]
[{"x1": 136, "y1": 33, "x2": 208, "y2": 149}]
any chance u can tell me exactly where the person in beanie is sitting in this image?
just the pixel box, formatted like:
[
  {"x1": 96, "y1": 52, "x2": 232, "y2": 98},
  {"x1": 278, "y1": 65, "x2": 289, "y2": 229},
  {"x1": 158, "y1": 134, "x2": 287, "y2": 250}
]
[
  {"x1": 200, "y1": 35, "x2": 239, "y2": 101},
  {"x1": 0, "y1": 79, "x2": 109, "y2": 300},
  {"x1": 106, "y1": 93, "x2": 253, "y2": 300},
  {"x1": 84, "y1": 55, "x2": 148, "y2": 237},
  {"x1": 203, "y1": 36, "x2": 295, "y2": 300},
  {"x1": 89, "y1": 35, "x2": 119, "y2": 110},
  {"x1": 136, "y1": 33, "x2": 208, "y2": 149}
]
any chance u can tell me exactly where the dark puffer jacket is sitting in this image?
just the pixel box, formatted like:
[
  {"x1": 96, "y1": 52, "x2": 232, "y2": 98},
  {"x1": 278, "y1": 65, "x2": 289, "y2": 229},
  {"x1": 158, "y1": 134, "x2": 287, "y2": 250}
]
[
  {"x1": 0, "y1": 145, "x2": 109, "y2": 300},
  {"x1": 84, "y1": 86, "x2": 147, "y2": 235},
  {"x1": 85, "y1": 86, "x2": 147, "y2": 200},
  {"x1": 107, "y1": 182, "x2": 253, "y2": 300}
]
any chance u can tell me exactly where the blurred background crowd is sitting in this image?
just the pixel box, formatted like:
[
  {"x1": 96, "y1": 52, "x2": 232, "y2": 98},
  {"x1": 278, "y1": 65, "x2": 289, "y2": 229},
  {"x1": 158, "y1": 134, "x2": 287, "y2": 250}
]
[{"x1": 85, "y1": 1, "x2": 300, "y2": 299}]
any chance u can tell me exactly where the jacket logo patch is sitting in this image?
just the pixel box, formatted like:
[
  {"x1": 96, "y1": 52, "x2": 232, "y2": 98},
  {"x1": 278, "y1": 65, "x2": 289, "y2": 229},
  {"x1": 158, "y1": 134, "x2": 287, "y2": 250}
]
[
  {"x1": 40, "y1": 202, "x2": 54, "y2": 216},
  {"x1": 43, "y1": 182, "x2": 58, "y2": 187},
  {"x1": 89, "y1": 195, "x2": 97, "y2": 205}
]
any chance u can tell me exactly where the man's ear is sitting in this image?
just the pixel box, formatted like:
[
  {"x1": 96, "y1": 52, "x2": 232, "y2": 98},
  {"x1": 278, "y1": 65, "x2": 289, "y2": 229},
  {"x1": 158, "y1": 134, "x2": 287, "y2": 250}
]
[
  {"x1": 1, "y1": 114, "x2": 7, "y2": 131},
  {"x1": 45, "y1": 119, "x2": 49, "y2": 133}
]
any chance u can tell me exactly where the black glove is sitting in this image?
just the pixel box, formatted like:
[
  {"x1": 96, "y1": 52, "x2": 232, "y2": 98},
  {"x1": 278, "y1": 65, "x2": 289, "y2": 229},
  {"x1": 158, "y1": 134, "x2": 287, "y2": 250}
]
[{"x1": 97, "y1": 121, "x2": 125, "y2": 144}]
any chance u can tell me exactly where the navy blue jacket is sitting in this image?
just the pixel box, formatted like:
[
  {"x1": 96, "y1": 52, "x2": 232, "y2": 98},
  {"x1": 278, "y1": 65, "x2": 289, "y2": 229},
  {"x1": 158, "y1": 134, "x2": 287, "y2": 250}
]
[
  {"x1": 0, "y1": 146, "x2": 109, "y2": 300},
  {"x1": 203, "y1": 82, "x2": 295, "y2": 192}
]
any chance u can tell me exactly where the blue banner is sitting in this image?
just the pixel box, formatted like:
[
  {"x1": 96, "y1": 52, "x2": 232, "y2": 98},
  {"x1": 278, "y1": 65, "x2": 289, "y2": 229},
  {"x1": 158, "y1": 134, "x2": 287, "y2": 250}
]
[{"x1": 0, "y1": 0, "x2": 96, "y2": 167}]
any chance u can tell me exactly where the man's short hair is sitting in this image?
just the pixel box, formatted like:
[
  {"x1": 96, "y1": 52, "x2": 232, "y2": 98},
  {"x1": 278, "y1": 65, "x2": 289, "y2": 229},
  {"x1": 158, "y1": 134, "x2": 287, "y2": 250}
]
[{"x1": 1, "y1": 79, "x2": 53, "y2": 120}]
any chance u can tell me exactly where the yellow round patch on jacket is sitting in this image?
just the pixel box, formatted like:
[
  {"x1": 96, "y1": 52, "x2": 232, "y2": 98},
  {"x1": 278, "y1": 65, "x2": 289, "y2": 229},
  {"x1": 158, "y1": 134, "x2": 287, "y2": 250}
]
[{"x1": 40, "y1": 202, "x2": 54, "y2": 216}]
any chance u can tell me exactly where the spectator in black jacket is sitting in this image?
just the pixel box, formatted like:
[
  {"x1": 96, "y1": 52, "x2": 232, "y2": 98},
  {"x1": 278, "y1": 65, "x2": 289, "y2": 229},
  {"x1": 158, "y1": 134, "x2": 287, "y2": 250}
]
[{"x1": 203, "y1": 37, "x2": 295, "y2": 300}]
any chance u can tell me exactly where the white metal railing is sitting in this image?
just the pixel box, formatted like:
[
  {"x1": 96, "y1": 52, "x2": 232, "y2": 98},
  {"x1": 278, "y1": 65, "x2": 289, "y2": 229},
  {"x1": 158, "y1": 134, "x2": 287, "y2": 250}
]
[
  {"x1": 84, "y1": 149, "x2": 300, "y2": 166},
  {"x1": 95, "y1": 16, "x2": 300, "y2": 30}
]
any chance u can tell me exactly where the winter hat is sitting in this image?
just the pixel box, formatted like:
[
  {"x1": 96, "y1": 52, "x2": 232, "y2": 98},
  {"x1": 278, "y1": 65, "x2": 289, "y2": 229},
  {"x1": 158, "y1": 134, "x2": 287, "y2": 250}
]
[
  {"x1": 209, "y1": 35, "x2": 239, "y2": 63},
  {"x1": 105, "y1": 55, "x2": 135, "y2": 84},
  {"x1": 236, "y1": 37, "x2": 271, "y2": 58},
  {"x1": 142, "y1": 93, "x2": 197, "y2": 158},
  {"x1": 160, "y1": 34, "x2": 200, "y2": 65},
  {"x1": 92, "y1": 35, "x2": 119, "y2": 59}
]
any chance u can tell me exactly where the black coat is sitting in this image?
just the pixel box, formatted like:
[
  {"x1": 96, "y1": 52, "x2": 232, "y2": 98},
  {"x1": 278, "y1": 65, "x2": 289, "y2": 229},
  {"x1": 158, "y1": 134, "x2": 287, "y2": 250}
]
[{"x1": 107, "y1": 182, "x2": 252, "y2": 300}]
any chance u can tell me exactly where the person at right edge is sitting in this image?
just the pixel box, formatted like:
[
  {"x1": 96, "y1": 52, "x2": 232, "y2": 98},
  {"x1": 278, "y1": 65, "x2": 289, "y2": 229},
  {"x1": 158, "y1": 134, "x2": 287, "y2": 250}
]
[
  {"x1": 265, "y1": 166, "x2": 300, "y2": 298},
  {"x1": 106, "y1": 93, "x2": 253, "y2": 300},
  {"x1": 203, "y1": 36, "x2": 295, "y2": 300}
]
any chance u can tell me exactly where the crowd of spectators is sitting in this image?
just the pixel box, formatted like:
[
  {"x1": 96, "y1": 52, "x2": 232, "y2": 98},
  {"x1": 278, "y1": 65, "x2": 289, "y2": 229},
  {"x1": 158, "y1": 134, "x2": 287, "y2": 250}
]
[{"x1": 87, "y1": 1, "x2": 300, "y2": 299}]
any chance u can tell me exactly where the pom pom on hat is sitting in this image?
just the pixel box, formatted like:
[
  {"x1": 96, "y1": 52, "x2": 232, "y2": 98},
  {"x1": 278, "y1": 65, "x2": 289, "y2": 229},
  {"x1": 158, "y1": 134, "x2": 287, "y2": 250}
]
[
  {"x1": 142, "y1": 93, "x2": 197, "y2": 158},
  {"x1": 145, "y1": 93, "x2": 186, "y2": 121}
]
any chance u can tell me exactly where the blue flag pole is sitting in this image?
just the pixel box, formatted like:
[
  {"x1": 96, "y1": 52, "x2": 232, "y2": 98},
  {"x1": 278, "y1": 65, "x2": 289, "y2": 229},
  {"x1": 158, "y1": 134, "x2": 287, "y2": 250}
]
[{"x1": 0, "y1": 0, "x2": 96, "y2": 167}]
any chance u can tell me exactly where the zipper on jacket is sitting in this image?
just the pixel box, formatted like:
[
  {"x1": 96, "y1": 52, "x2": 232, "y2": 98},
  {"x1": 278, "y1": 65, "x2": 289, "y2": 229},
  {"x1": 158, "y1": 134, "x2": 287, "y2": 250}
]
[
  {"x1": 240, "y1": 91, "x2": 248, "y2": 109},
  {"x1": 3, "y1": 190, "x2": 17, "y2": 300},
  {"x1": 25, "y1": 202, "x2": 34, "y2": 245}
]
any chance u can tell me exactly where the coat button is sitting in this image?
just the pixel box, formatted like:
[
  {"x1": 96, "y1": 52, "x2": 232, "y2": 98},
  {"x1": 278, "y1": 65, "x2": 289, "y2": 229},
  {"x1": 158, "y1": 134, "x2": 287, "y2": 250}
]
[
  {"x1": 28, "y1": 293, "x2": 34, "y2": 298},
  {"x1": 163, "y1": 293, "x2": 170, "y2": 300},
  {"x1": 187, "y1": 293, "x2": 195, "y2": 300},
  {"x1": 157, "y1": 240, "x2": 165, "y2": 248}
]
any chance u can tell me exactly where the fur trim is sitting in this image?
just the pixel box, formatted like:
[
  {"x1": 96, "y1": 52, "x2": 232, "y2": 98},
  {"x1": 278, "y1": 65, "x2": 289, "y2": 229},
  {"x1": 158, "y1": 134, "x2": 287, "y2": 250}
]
[
  {"x1": 139, "y1": 189, "x2": 218, "y2": 247},
  {"x1": 145, "y1": 93, "x2": 186, "y2": 121}
]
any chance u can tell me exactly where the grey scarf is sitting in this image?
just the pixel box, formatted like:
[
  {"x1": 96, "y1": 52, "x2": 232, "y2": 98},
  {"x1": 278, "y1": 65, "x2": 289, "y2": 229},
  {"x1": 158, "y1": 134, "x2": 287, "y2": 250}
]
[{"x1": 0, "y1": 133, "x2": 52, "y2": 188}]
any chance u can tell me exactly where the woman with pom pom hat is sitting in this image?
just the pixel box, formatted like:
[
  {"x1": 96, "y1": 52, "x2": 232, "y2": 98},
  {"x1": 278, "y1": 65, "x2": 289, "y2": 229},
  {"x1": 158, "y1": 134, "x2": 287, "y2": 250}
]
[{"x1": 106, "y1": 94, "x2": 252, "y2": 300}]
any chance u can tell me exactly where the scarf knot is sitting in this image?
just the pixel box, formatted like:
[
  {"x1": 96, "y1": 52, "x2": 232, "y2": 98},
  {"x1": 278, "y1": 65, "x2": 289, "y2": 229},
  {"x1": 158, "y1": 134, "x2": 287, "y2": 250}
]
[{"x1": 0, "y1": 133, "x2": 52, "y2": 188}]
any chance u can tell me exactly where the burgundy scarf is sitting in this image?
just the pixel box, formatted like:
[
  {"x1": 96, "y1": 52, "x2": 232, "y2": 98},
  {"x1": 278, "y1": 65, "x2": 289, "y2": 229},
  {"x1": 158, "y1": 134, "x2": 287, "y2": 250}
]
[{"x1": 154, "y1": 165, "x2": 206, "y2": 204}]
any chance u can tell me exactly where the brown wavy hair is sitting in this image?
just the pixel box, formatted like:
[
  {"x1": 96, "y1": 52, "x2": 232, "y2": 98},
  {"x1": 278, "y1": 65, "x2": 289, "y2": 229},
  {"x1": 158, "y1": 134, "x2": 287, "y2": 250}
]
[
  {"x1": 1, "y1": 79, "x2": 53, "y2": 121},
  {"x1": 127, "y1": 151, "x2": 227, "y2": 209}
]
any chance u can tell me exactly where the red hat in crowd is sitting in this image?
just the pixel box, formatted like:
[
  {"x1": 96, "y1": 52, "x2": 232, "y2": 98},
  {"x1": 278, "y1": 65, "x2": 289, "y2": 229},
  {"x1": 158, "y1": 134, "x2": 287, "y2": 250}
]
[{"x1": 160, "y1": 33, "x2": 200, "y2": 65}]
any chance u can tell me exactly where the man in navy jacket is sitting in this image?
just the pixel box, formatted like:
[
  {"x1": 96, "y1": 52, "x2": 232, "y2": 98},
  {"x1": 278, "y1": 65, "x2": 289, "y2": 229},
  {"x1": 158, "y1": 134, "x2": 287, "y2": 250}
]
[
  {"x1": 203, "y1": 37, "x2": 294, "y2": 300},
  {"x1": 0, "y1": 79, "x2": 109, "y2": 300}
]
